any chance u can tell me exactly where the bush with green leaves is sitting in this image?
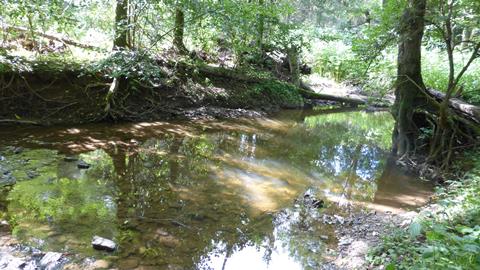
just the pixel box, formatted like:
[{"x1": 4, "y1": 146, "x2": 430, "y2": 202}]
[
  {"x1": 89, "y1": 50, "x2": 165, "y2": 86},
  {"x1": 312, "y1": 41, "x2": 396, "y2": 96}
]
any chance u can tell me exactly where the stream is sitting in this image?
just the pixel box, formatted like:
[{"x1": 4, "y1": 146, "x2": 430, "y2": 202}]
[{"x1": 0, "y1": 109, "x2": 433, "y2": 270}]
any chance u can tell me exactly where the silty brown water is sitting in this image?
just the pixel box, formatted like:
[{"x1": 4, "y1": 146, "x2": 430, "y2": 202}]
[{"x1": 0, "y1": 109, "x2": 433, "y2": 269}]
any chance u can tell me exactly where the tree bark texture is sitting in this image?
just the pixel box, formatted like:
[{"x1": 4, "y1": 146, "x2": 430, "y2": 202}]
[{"x1": 392, "y1": 0, "x2": 428, "y2": 156}]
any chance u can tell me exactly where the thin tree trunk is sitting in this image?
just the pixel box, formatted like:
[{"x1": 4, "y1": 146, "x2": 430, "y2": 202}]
[
  {"x1": 392, "y1": 0, "x2": 427, "y2": 157},
  {"x1": 108, "y1": 0, "x2": 129, "y2": 118},
  {"x1": 173, "y1": 7, "x2": 188, "y2": 54},
  {"x1": 288, "y1": 47, "x2": 300, "y2": 87},
  {"x1": 114, "y1": 0, "x2": 128, "y2": 49},
  {"x1": 256, "y1": 0, "x2": 265, "y2": 51},
  {"x1": 461, "y1": 28, "x2": 472, "y2": 50}
]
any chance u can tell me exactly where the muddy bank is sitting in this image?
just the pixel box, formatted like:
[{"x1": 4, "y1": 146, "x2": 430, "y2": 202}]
[
  {"x1": 0, "y1": 59, "x2": 315, "y2": 126},
  {"x1": 324, "y1": 209, "x2": 419, "y2": 269}
]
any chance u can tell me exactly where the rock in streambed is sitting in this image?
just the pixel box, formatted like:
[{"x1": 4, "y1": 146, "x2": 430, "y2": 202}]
[{"x1": 92, "y1": 236, "x2": 117, "y2": 252}]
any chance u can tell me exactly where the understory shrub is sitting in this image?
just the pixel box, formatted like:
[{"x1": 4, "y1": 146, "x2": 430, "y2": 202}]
[{"x1": 312, "y1": 41, "x2": 396, "y2": 97}]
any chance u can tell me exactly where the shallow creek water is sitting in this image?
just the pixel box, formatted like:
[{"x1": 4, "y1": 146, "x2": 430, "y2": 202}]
[{"x1": 0, "y1": 109, "x2": 433, "y2": 269}]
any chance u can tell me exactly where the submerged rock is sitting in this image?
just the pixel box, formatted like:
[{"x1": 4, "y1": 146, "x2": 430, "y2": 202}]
[
  {"x1": 118, "y1": 257, "x2": 139, "y2": 269},
  {"x1": 92, "y1": 236, "x2": 117, "y2": 252},
  {"x1": 0, "y1": 168, "x2": 15, "y2": 187},
  {"x1": 77, "y1": 160, "x2": 91, "y2": 169},
  {"x1": 40, "y1": 252, "x2": 63, "y2": 270},
  {"x1": 296, "y1": 190, "x2": 325, "y2": 209},
  {"x1": 0, "y1": 252, "x2": 26, "y2": 269}
]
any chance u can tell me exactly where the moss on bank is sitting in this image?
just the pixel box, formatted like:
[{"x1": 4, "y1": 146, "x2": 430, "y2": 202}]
[{"x1": 367, "y1": 153, "x2": 480, "y2": 269}]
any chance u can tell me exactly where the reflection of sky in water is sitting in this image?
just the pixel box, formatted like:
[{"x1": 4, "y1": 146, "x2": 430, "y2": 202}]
[
  {"x1": 205, "y1": 242, "x2": 302, "y2": 270},
  {"x1": 312, "y1": 144, "x2": 384, "y2": 181}
]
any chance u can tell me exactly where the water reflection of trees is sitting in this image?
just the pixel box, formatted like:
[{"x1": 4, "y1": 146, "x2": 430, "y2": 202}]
[{"x1": 1, "y1": 110, "x2": 399, "y2": 269}]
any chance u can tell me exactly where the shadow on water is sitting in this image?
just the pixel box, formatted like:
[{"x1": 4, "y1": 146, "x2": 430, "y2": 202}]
[{"x1": 0, "y1": 109, "x2": 433, "y2": 269}]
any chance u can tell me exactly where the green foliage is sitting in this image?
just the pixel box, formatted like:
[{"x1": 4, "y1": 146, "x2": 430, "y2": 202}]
[
  {"x1": 89, "y1": 50, "x2": 165, "y2": 85},
  {"x1": 0, "y1": 54, "x2": 31, "y2": 73},
  {"x1": 368, "y1": 153, "x2": 480, "y2": 270},
  {"x1": 0, "y1": 51, "x2": 89, "y2": 74},
  {"x1": 246, "y1": 81, "x2": 303, "y2": 108},
  {"x1": 422, "y1": 50, "x2": 480, "y2": 105},
  {"x1": 313, "y1": 41, "x2": 360, "y2": 81},
  {"x1": 312, "y1": 41, "x2": 396, "y2": 95}
]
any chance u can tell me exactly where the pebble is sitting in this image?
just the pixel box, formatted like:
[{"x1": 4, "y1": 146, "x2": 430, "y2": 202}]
[
  {"x1": 338, "y1": 238, "x2": 352, "y2": 246},
  {"x1": 40, "y1": 252, "x2": 63, "y2": 269},
  {"x1": 334, "y1": 215, "x2": 345, "y2": 225},
  {"x1": 92, "y1": 259, "x2": 111, "y2": 269},
  {"x1": 92, "y1": 236, "x2": 117, "y2": 252},
  {"x1": 155, "y1": 228, "x2": 169, "y2": 237}
]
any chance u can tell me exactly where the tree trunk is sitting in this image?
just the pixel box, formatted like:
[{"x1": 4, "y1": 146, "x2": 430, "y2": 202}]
[
  {"x1": 461, "y1": 28, "x2": 472, "y2": 50},
  {"x1": 173, "y1": 7, "x2": 188, "y2": 54},
  {"x1": 108, "y1": 0, "x2": 129, "y2": 119},
  {"x1": 287, "y1": 47, "x2": 300, "y2": 87},
  {"x1": 114, "y1": 0, "x2": 128, "y2": 49},
  {"x1": 425, "y1": 88, "x2": 480, "y2": 126},
  {"x1": 256, "y1": 0, "x2": 265, "y2": 51},
  {"x1": 392, "y1": 0, "x2": 427, "y2": 157}
]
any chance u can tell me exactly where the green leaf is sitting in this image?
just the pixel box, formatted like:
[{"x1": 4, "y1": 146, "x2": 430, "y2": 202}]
[
  {"x1": 385, "y1": 263, "x2": 396, "y2": 270},
  {"x1": 409, "y1": 221, "x2": 422, "y2": 238}
]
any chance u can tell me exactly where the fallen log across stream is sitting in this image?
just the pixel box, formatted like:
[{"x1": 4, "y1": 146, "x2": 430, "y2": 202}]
[
  {"x1": 425, "y1": 88, "x2": 480, "y2": 125},
  {"x1": 299, "y1": 81, "x2": 371, "y2": 106},
  {"x1": 170, "y1": 61, "x2": 391, "y2": 107}
]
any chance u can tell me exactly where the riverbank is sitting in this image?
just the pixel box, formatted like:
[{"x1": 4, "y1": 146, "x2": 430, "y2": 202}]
[
  {"x1": 365, "y1": 152, "x2": 480, "y2": 269},
  {"x1": 0, "y1": 54, "x2": 303, "y2": 126},
  {"x1": 1, "y1": 53, "x2": 389, "y2": 126}
]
